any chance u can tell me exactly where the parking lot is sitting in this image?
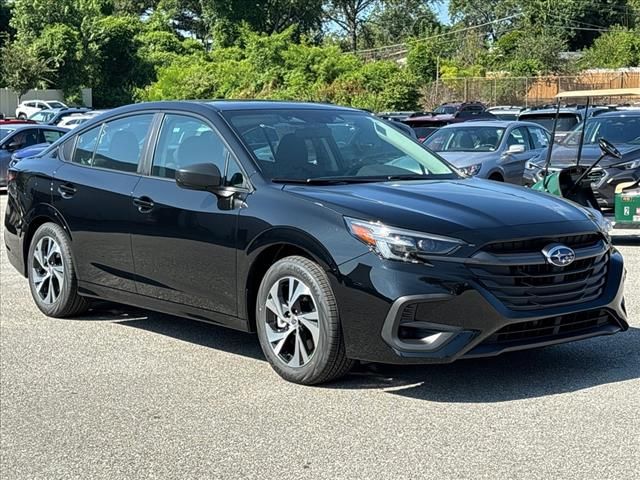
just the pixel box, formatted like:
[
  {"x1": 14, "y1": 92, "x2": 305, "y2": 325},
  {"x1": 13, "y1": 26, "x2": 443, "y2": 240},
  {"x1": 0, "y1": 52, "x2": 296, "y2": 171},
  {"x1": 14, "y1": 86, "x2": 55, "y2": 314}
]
[{"x1": 1, "y1": 193, "x2": 639, "y2": 480}]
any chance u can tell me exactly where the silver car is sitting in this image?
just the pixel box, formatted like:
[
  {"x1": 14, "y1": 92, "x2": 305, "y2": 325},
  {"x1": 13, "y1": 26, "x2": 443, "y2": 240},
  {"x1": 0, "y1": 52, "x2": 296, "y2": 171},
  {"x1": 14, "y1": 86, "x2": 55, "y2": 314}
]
[{"x1": 423, "y1": 120, "x2": 551, "y2": 184}]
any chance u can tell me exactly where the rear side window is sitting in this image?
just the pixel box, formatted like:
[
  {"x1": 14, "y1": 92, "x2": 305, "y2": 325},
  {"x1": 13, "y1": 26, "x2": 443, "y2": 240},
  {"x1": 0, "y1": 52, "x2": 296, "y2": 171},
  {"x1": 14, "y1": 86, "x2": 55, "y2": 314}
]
[
  {"x1": 92, "y1": 114, "x2": 154, "y2": 172},
  {"x1": 72, "y1": 125, "x2": 101, "y2": 165},
  {"x1": 151, "y1": 114, "x2": 228, "y2": 179},
  {"x1": 41, "y1": 129, "x2": 65, "y2": 144}
]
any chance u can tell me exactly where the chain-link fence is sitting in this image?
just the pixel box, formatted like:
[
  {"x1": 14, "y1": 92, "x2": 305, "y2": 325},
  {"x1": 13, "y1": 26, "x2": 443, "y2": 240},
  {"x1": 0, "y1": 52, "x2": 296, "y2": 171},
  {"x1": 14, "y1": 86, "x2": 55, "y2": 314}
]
[{"x1": 419, "y1": 71, "x2": 640, "y2": 109}]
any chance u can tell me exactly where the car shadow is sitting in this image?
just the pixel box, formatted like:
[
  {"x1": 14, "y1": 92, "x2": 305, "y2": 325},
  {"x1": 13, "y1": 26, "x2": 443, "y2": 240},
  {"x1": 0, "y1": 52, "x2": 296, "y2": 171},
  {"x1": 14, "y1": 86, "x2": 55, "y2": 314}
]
[{"x1": 70, "y1": 302, "x2": 639, "y2": 402}]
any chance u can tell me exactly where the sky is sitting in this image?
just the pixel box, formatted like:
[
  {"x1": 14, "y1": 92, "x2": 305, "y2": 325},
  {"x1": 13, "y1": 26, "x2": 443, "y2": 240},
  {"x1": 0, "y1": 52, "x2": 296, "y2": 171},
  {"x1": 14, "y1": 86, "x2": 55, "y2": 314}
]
[{"x1": 435, "y1": 0, "x2": 451, "y2": 25}]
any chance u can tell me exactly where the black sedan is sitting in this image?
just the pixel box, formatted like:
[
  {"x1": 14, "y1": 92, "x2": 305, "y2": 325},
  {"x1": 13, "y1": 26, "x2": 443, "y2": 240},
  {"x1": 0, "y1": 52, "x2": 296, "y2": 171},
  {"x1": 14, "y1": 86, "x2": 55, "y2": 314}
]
[{"x1": 4, "y1": 101, "x2": 627, "y2": 384}]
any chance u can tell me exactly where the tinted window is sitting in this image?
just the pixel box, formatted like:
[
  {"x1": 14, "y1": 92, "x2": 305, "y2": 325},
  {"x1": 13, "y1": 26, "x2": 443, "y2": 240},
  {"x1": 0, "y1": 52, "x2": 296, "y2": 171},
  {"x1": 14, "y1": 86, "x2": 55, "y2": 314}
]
[
  {"x1": 72, "y1": 125, "x2": 101, "y2": 165},
  {"x1": 528, "y1": 127, "x2": 550, "y2": 149},
  {"x1": 48, "y1": 101, "x2": 65, "y2": 109},
  {"x1": 9, "y1": 129, "x2": 40, "y2": 149},
  {"x1": 0, "y1": 127, "x2": 16, "y2": 141},
  {"x1": 151, "y1": 115, "x2": 228, "y2": 179},
  {"x1": 519, "y1": 113, "x2": 579, "y2": 132},
  {"x1": 41, "y1": 129, "x2": 65, "y2": 143},
  {"x1": 92, "y1": 115, "x2": 154, "y2": 172},
  {"x1": 61, "y1": 136, "x2": 75, "y2": 161}
]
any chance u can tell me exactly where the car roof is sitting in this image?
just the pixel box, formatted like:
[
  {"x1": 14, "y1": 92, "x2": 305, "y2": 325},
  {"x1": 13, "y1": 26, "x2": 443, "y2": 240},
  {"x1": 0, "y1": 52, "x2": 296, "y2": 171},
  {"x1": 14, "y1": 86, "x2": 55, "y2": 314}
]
[
  {"x1": 437, "y1": 120, "x2": 541, "y2": 129},
  {"x1": 593, "y1": 110, "x2": 640, "y2": 118}
]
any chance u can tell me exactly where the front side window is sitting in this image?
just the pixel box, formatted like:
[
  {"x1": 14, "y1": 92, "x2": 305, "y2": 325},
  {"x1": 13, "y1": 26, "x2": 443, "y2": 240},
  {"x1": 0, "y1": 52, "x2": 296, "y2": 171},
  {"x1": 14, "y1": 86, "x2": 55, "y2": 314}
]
[
  {"x1": 425, "y1": 127, "x2": 505, "y2": 152},
  {"x1": 92, "y1": 114, "x2": 154, "y2": 172},
  {"x1": 0, "y1": 127, "x2": 16, "y2": 142},
  {"x1": 224, "y1": 109, "x2": 455, "y2": 182},
  {"x1": 71, "y1": 125, "x2": 101, "y2": 165},
  {"x1": 506, "y1": 127, "x2": 529, "y2": 150},
  {"x1": 151, "y1": 114, "x2": 236, "y2": 183},
  {"x1": 29, "y1": 111, "x2": 55, "y2": 123},
  {"x1": 528, "y1": 127, "x2": 550, "y2": 149}
]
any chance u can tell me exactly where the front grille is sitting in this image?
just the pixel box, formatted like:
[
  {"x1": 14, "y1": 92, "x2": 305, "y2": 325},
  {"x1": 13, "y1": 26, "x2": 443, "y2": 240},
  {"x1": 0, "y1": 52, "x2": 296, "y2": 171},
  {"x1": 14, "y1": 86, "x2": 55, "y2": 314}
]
[
  {"x1": 483, "y1": 234, "x2": 601, "y2": 254},
  {"x1": 482, "y1": 309, "x2": 614, "y2": 345},
  {"x1": 470, "y1": 241, "x2": 608, "y2": 311}
]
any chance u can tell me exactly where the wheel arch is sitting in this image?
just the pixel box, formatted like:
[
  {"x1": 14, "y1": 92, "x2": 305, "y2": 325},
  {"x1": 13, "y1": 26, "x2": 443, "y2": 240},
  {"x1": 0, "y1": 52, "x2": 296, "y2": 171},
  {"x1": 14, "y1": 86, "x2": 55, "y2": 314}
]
[
  {"x1": 22, "y1": 204, "x2": 72, "y2": 277},
  {"x1": 241, "y1": 228, "x2": 339, "y2": 332}
]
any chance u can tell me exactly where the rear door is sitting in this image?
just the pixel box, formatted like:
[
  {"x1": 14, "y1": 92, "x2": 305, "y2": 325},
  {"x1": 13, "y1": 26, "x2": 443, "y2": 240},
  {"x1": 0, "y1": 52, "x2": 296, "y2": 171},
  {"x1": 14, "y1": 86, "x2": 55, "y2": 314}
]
[
  {"x1": 130, "y1": 112, "x2": 245, "y2": 316},
  {"x1": 51, "y1": 113, "x2": 155, "y2": 292}
]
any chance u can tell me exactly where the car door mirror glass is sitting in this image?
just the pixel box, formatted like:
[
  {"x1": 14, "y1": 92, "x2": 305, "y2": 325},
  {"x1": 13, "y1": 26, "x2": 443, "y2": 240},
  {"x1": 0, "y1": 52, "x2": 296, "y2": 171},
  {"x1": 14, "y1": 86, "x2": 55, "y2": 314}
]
[
  {"x1": 507, "y1": 144, "x2": 525, "y2": 154},
  {"x1": 176, "y1": 163, "x2": 223, "y2": 192}
]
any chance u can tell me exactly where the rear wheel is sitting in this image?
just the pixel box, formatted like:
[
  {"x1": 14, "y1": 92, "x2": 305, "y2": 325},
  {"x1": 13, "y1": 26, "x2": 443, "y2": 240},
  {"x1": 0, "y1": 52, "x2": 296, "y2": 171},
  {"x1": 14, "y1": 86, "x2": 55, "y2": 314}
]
[
  {"x1": 256, "y1": 256, "x2": 354, "y2": 385},
  {"x1": 17, "y1": 113, "x2": 27, "y2": 120},
  {"x1": 27, "y1": 223, "x2": 90, "y2": 317}
]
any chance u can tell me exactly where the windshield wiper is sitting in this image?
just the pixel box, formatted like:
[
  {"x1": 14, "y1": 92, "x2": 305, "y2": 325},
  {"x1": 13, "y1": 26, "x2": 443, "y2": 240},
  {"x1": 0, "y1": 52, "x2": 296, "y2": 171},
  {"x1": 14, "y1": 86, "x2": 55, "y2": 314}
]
[{"x1": 272, "y1": 175, "x2": 431, "y2": 185}]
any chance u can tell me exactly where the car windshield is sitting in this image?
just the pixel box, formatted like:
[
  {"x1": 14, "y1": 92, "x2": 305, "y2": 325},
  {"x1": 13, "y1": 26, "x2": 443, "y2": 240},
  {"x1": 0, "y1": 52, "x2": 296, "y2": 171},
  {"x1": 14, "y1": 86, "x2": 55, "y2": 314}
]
[
  {"x1": 47, "y1": 101, "x2": 65, "y2": 109},
  {"x1": 0, "y1": 127, "x2": 16, "y2": 141},
  {"x1": 519, "y1": 113, "x2": 579, "y2": 132},
  {"x1": 29, "y1": 111, "x2": 56, "y2": 122},
  {"x1": 424, "y1": 126, "x2": 505, "y2": 152},
  {"x1": 223, "y1": 109, "x2": 456, "y2": 182},
  {"x1": 563, "y1": 116, "x2": 640, "y2": 145},
  {"x1": 434, "y1": 105, "x2": 456, "y2": 114}
]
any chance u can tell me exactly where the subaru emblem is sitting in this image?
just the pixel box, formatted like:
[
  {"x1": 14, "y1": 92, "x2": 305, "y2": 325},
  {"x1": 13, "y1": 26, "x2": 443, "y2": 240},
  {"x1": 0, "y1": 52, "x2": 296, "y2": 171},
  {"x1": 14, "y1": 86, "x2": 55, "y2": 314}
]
[{"x1": 542, "y1": 244, "x2": 576, "y2": 267}]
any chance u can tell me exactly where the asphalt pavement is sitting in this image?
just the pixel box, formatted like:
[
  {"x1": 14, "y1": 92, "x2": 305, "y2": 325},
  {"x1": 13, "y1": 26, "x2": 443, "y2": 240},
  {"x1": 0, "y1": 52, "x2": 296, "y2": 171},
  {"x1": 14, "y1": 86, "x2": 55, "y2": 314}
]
[{"x1": 1, "y1": 194, "x2": 639, "y2": 480}]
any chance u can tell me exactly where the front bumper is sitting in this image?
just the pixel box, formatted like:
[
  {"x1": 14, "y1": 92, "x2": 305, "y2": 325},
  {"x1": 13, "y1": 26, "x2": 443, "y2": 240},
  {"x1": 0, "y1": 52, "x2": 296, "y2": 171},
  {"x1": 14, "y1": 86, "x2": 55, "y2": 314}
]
[{"x1": 334, "y1": 245, "x2": 627, "y2": 365}]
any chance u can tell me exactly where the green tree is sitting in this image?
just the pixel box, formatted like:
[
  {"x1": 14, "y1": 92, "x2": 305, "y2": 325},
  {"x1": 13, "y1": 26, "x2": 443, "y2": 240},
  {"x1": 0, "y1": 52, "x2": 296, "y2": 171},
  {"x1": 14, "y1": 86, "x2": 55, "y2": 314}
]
[
  {"x1": 0, "y1": 41, "x2": 56, "y2": 99},
  {"x1": 581, "y1": 26, "x2": 640, "y2": 68},
  {"x1": 86, "y1": 15, "x2": 147, "y2": 106},
  {"x1": 324, "y1": 0, "x2": 379, "y2": 51},
  {"x1": 32, "y1": 24, "x2": 85, "y2": 94}
]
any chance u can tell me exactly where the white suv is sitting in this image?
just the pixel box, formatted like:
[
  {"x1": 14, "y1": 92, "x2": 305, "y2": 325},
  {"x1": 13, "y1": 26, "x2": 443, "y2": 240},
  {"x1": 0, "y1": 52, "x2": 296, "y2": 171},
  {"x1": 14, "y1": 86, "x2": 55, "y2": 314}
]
[{"x1": 15, "y1": 100, "x2": 68, "y2": 119}]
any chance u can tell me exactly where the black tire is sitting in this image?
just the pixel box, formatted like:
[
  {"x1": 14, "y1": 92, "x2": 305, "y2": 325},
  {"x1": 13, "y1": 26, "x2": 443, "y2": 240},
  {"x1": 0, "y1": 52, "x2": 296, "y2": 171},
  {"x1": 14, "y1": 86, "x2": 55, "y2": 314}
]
[
  {"x1": 256, "y1": 256, "x2": 354, "y2": 385},
  {"x1": 489, "y1": 173, "x2": 504, "y2": 182},
  {"x1": 27, "y1": 222, "x2": 90, "y2": 317},
  {"x1": 17, "y1": 113, "x2": 27, "y2": 120}
]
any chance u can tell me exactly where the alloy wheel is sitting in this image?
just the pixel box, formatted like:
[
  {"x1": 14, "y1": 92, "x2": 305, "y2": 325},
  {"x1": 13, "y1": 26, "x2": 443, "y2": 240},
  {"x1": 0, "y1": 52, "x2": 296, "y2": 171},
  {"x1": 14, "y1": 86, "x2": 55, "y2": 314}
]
[
  {"x1": 264, "y1": 276, "x2": 320, "y2": 368},
  {"x1": 31, "y1": 236, "x2": 64, "y2": 304}
]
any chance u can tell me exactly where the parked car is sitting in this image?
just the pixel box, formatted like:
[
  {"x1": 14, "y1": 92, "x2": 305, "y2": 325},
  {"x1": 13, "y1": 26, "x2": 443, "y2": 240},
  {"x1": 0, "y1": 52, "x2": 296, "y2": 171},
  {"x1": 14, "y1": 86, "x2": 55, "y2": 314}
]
[
  {"x1": 524, "y1": 110, "x2": 640, "y2": 208},
  {"x1": 518, "y1": 106, "x2": 612, "y2": 141},
  {"x1": 15, "y1": 100, "x2": 68, "y2": 119},
  {"x1": 403, "y1": 102, "x2": 497, "y2": 129},
  {"x1": 486, "y1": 105, "x2": 524, "y2": 120},
  {"x1": 4, "y1": 101, "x2": 627, "y2": 384},
  {"x1": 57, "y1": 114, "x2": 95, "y2": 129},
  {"x1": 0, "y1": 125, "x2": 67, "y2": 188},
  {"x1": 423, "y1": 120, "x2": 551, "y2": 183},
  {"x1": 28, "y1": 108, "x2": 91, "y2": 125},
  {"x1": 9, "y1": 143, "x2": 51, "y2": 165}
]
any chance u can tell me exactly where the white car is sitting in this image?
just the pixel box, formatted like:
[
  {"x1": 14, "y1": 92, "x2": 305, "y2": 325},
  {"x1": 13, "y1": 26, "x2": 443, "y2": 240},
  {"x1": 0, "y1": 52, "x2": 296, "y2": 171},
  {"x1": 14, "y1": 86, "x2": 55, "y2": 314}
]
[
  {"x1": 15, "y1": 100, "x2": 68, "y2": 119},
  {"x1": 57, "y1": 114, "x2": 93, "y2": 129}
]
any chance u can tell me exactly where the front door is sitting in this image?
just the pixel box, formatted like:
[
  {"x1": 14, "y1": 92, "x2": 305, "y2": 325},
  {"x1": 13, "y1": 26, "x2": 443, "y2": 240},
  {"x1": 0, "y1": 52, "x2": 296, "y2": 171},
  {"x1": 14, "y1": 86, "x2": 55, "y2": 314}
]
[
  {"x1": 130, "y1": 113, "x2": 243, "y2": 316},
  {"x1": 51, "y1": 114, "x2": 155, "y2": 292},
  {"x1": 501, "y1": 126, "x2": 535, "y2": 184}
]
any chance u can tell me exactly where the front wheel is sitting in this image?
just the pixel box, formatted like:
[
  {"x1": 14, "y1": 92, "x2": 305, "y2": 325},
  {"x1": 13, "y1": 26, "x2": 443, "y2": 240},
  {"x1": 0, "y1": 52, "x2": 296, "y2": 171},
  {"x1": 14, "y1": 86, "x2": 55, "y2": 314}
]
[
  {"x1": 256, "y1": 256, "x2": 354, "y2": 385},
  {"x1": 27, "y1": 223, "x2": 90, "y2": 317}
]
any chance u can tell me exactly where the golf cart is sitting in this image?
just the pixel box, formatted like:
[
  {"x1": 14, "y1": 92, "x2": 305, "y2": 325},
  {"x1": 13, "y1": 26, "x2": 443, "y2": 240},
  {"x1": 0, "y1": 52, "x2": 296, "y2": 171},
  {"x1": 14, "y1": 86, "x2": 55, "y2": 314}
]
[{"x1": 532, "y1": 88, "x2": 640, "y2": 227}]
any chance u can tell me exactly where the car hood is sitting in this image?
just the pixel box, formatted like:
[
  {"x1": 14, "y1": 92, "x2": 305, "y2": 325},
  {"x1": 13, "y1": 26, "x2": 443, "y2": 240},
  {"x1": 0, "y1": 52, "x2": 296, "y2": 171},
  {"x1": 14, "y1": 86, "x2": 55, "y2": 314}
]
[
  {"x1": 14, "y1": 143, "x2": 49, "y2": 159},
  {"x1": 434, "y1": 151, "x2": 496, "y2": 167},
  {"x1": 547, "y1": 144, "x2": 640, "y2": 168},
  {"x1": 283, "y1": 178, "x2": 598, "y2": 243}
]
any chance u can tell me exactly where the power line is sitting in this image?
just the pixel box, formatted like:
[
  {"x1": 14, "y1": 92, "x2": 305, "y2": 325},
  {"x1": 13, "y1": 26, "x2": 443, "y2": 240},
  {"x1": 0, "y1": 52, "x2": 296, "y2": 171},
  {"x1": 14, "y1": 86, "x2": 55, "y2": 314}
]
[{"x1": 355, "y1": 13, "x2": 524, "y2": 55}]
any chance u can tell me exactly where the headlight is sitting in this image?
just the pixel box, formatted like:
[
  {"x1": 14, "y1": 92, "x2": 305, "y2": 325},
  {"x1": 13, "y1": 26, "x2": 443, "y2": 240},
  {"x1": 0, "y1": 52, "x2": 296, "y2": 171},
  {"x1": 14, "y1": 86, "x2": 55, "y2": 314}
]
[
  {"x1": 587, "y1": 208, "x2": 612, "y2": 241},
  {"x1": 345, "y1": 217, "x2": 465, "y2": 262},
  {"x1": 616, "y1": 159, "x2": 640, "y2": 170},
  {"x1": 458, "y1": 163, "x2": 482, "y2": 177}
]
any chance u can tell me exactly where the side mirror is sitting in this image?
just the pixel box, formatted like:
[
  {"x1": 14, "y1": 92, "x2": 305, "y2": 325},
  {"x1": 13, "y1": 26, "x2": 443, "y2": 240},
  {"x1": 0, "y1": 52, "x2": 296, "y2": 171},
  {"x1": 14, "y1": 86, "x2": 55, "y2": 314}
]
[
  {"x1": 507, "y1": 144, "x2": 525, "y2": 154},
  {"x1": 175, "y1": 163, "x2": 222, "y2": 193}
]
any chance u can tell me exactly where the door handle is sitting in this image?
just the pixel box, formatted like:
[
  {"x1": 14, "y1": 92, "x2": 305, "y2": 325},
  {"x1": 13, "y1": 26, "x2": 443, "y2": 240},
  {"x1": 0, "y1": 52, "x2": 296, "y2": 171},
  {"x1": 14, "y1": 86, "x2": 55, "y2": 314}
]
[
  {"x1": 57, "y1": 183, "x2": 77, "y2": 199},
  {"x1": 133, "y1": 196, "x2": 155, "y2": 213}
]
